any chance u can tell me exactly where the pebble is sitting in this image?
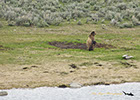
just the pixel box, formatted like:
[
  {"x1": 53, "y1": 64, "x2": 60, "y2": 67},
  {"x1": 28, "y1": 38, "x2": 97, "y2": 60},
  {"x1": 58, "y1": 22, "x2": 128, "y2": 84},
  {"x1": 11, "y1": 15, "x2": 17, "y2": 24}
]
[
  {"x1": 0, "y1": 91, "x2": 8, "y2": 96},
  {"x1": 70, "y1": 82, "x2": 82, "y2": 88},
  {"x1": 122, "y1": 55, "x2": 133, "y2": 60},
  {"x1": 69, "y1": 64, "x2": 77, "y2": 69},
  {"x1": 58, "y1": 84, "x2": 68, "y2": 88}
]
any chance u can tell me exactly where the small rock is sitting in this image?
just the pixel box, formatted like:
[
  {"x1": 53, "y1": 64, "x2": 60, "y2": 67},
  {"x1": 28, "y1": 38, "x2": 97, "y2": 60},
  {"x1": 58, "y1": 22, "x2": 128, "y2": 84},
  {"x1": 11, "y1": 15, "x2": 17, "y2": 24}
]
[
  {"x1": 120, "y1": 62, "x2": 136, "y2": 68},
  {"x1": 80, "y1": 66, "x2": 87, "y2": 69},
  {"x1": 94, "y1": 62, "x2": 103, "y2": 66},
  {"x1": 58, "y1": 84, "x2": 68, "y2": 88},
  {"x1": 105, "y1": 83, "x2": 110, "y2": 85},
  {"x1": 95, "y1": 64, "x2": 102, "y2": 66},
  {"x1": 57, "y1": 53, "x2": 60, "y2": 55},
  {"x1": 43, "y1": 71, "x2": 49, "y2": 73},
  {"x1": 125, "y1": 56, "x2": 133, "y2": 60},
  {"x1": 98, "y1": 64, "x2": 102, "y2": 66},
  {"x1": 94, "y1": 62, "x2": 99, "y2": 64},
  {"x1": 0, "y1": 91, "x2": 8, "y2": 96},
  {"x1": 122, "y1": 55, "x2": 128, "y2": 58},
  {"x1": 69, "y1": 64, "x2": 77, "y2": 69},
  {"x1": 122, "y1": 55, "x2": 133, "y2": 60},
  {"x1": 101, "y1": 24, "x2": 107, "y2": 29},
  {"x1": 70, "y1": 70, "x2": 74, "y2": 73},
  {"x1": 70, "y1": 82, "x2": 82, "y2": 88},
  {"x1": 60, "y1": 72, "x2": 68, "y2": 75},
  {"x1": 31, "y1": 65, "x2": 38, "y2": 68},
  {"x1": 22, "y1": 67, "x2": 28, "y2": 69}
]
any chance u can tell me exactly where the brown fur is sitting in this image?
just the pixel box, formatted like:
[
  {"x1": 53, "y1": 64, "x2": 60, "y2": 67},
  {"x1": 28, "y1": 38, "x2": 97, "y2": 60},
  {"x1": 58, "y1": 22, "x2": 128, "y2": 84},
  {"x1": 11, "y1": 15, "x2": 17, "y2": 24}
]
[{"x1": 86, "y1": 31, "x2": 96, "y2": 51}]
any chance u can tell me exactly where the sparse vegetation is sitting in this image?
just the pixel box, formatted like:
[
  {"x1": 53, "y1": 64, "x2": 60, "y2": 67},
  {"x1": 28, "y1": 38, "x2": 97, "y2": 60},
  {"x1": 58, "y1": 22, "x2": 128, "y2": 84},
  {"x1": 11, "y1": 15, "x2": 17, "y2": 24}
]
[
  {"x1": 0, "y1": 0, "x2": 140, "y2": 27},
  {"x1": 0, "y1": 21, "x2": 3, "y2": 28}
]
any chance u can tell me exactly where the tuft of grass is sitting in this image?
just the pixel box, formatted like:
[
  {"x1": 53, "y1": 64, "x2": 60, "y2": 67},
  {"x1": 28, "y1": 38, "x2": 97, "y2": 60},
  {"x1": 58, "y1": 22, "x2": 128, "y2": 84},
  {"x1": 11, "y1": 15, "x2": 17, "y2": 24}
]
[{"x1": 79, "y1": 62, "x2": 93, "y2": 66}]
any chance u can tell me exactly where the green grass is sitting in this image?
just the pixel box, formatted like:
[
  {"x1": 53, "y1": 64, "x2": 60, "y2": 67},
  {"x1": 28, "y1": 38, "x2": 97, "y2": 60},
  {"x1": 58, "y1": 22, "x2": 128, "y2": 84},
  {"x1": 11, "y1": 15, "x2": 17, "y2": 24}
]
[{"x1": 0, "y1": 19, "x2": 140, "y2": 65}]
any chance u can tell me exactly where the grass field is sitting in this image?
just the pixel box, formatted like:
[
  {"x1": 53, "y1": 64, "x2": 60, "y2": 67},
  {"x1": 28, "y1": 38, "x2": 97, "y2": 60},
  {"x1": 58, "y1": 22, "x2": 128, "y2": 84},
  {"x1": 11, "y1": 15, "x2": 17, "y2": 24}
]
[{"x1": 0, "y1": 19, "x2": 140, "y2": 89}]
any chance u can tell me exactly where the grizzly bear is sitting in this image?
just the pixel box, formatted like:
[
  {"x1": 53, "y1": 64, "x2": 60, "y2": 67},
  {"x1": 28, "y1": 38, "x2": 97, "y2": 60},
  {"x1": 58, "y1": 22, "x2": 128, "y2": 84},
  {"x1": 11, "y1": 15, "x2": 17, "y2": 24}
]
[{"x1": 86, "y1": 31, "x2": 96, "y2": 51}]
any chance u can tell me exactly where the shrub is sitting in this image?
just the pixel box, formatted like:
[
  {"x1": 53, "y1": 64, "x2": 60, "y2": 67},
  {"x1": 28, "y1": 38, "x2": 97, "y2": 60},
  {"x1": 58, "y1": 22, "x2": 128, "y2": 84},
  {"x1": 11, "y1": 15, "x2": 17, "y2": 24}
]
[
  {"x1": 5, "y1": 10, "x2": 16, "y2": 20},
  {"x1": 114, "y1": 13, "x2": 123, "y2": 22},
  {"x1": 23, "y1": 22, "x2": 31, "y2": 27},
  {"x1": 15, "y1": 16, "x2": 31, "y2": 26},
  {"x1": 77, "y1": 20, "x2": 82, "y2": 25},
  {"x1": 72, "y1": 9, "x2": 85, "y2": 19},
  {"x1": 105, "y1": 11, "x2": 114, "y2": 20},
  {"x1": 110, "y1": 19, "x2": 119, "y2": 26},
  {"x1": 119, "y1": 22, "x2": 133, "y2": 28},
  {"x1": 8, "y1": 21, "x2": 15, "y2": 26},
  {"x1": 128, "y1": 2, "x2": 138, "y2": 8},
  {"x1": 117, "y1": 3, "x2": 127, "y2": 10},
  {"x1": 46, "y1": 14, "x2": 63, "y2": 26},
  {"x1": 106, "y1": 0, "x2": 112, "y2": 5},
  {"x1": 89, "y1": 1, "x2": 97, "y2": 6},
  {"x1": 37, "y1": 19, "x2": 49, "y2": 27},
  {"x1": 101, "y1": 19, "x2": 105, "y2": 23},
  {"x1": 97, "y1": 8, "x2": 106, "y2": 17},
  {"x1": 93, "y1": 5, "x2": 100, "y2": 11},
  {"x1": 86, "y1": 18, "x2": 92, "y2": 23},
  {"x1": 91, "y1": 14, "x2": 99, "y2": 22},
  {"x1": 0, "y1": 21, "x2": 3, "y2": 28},
  {"x1": 107, "y1": 6, "x2": 117, "y2": 11},
  {"x1": 135, "y1": 7, "x2": 140, "y2": 12},
  {"x1": 113, "y1": 0, "x2": 123, "y2": 3},
  {"x1": 132, "y1": 16, "x2": 140, "y2": 26},
  {"x1": 15, "y1": 17, "x2": 24, "y2": 26},
  {"x1": 60, "y1": 12, "x2": 70, "y2": 19},
  {"x1": 136, "y1": 13, "x2": 140, "y2": 21},
  {"x1": 0, "y1": 0, "x2": 140, "y2": 28},
  {"x1": 121, "y1": 9, "x2": 134, "y2": 20},
  {"x1": 32, "y1": 17, "x2": 39, "y2": 26}
]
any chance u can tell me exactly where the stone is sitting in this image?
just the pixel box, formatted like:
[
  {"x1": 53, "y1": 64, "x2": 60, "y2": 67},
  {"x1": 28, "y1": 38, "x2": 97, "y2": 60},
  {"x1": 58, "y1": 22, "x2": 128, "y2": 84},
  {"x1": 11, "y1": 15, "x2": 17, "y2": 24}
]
[
  {"x1": 122, "y1": 55, "x2": 128, "y2": 58},
  {"x1": 125, "y1": 56, "x2": 133, "y2": 60},
  {"x1": 58, "y1": 84, "x2": 68, "y2": 88},
  {"x1": 122, "y1": 55, "x2": 133, "y2": 60},
  {"x1": 98, "y1": 64, "x2": 102, "y2": 66},
  {"x1": 70, "y1": 82, "x2": 82, "y2": 88},
  {"x1": 31, "y1": 65, "x2": 38, "y2": 68},
  {"x1": 69, "y1": 64, "x2": 77, "y2": 69},
  {"x1": 22, "y1": 67, "x2": 28, "y2": 69},
  {"x1": 80, "y1": 66, "x2": 87, "y2": 69},
  {"x1": 0, "y1": 91, "x2": 8, "y2": 96}
]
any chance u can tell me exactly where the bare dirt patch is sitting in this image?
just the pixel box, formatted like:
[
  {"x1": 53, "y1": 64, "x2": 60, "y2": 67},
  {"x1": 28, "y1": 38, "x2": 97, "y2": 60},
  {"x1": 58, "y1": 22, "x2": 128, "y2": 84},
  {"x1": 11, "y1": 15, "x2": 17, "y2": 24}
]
[
  {"x1": 48, "y1": 41, "x2": 115, "y2": 50},
  {"x1": 0, "y1": 61, "x2": 140, "y2": 89}
]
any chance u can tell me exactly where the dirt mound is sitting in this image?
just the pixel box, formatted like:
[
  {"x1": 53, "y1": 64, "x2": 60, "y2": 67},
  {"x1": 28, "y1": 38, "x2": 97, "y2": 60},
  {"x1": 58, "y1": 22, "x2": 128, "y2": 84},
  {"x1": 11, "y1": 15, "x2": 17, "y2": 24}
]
[{"x1": 48, "y1": 41, "x2": 115, "y2": 50}]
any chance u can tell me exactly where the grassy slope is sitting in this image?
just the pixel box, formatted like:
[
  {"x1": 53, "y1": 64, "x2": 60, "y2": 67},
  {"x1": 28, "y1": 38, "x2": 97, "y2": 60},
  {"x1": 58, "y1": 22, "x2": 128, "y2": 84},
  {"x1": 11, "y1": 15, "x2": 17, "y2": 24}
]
[
  {"x1": 0, "y1": 19, "x2": 140, "y2": 65},
  {"x1": 0, "y1": 19, "x2": 140, "y2": 89}
]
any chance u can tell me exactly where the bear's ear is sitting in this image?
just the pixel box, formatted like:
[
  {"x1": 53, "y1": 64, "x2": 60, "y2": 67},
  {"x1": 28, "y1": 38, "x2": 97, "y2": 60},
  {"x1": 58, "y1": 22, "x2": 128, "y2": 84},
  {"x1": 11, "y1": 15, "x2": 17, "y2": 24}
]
[{"x1": 91, "y1": 31, "x2": 96, "y2": 35}]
